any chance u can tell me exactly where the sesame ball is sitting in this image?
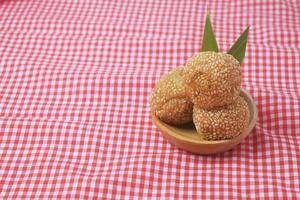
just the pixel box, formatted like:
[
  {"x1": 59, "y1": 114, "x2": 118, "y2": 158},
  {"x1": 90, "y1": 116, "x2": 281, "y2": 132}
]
[
  {"x1": 150, "y1": 68, "x2": 193, "y2": 125},
  {"x1": 184, "y1": 52, "x2": 241, "y2": 109},
  {"x1": 193, "y1": 96, "x2": 250, "y2": 140}
]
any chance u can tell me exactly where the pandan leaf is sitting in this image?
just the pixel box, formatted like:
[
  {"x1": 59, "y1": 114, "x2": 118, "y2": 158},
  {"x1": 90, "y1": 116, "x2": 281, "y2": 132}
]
[
  {"x1": 201, "y1": 14, "x2": 219, "y2": 52},
  {"x1": 227, "y1": 27, "x2": 250, "y2": 64}
]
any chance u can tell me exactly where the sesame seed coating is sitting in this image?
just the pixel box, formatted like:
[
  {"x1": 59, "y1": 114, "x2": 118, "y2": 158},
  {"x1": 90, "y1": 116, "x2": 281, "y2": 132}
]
[
  {"x1": 193, "y1": 96, "x2": 250, "y2": 140},
  {"x1": 150, "y1": 68, "x2": 193, "y2": 125},
  {"x1": 184, "y1": 52, "x2": 241, "y2": 109}
]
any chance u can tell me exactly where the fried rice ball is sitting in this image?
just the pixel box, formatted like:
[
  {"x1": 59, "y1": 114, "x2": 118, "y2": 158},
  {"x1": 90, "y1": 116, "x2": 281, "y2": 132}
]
[
  {"x1": 193, "y1": 96, "x2": 250, "y2": 140},
  {"x1": 184, "y1": 51, "x2": 241, "y2": 109},
  {"x1": 150, "y1": 68, "x2": 193, "y2": 125}
]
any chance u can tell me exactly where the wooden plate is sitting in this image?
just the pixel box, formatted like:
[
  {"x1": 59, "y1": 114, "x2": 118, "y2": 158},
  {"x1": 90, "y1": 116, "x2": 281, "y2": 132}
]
[{"x1": 152, "y1": 88, "x2": 258, "y2": 155}]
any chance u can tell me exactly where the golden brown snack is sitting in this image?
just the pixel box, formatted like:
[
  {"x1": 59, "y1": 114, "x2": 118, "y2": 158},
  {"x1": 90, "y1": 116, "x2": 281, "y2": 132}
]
[
  {"x1": 193, "y1": 96, "x2": 250, "y2": 140},
  {"x1": 184, "y1": 51, "x2": 241, "y2": 109},
  {"x1": 150, "y1": 68, "x2": 193, "y2": 125}
]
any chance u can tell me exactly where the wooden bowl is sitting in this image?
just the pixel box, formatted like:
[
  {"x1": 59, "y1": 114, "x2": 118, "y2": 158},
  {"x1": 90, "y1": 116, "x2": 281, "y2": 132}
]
[{"x1": 152, "y1": 88, "x2": 258, "y2": 155}]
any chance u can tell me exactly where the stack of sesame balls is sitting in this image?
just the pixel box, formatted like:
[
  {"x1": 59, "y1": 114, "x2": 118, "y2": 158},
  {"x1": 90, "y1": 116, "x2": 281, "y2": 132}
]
[{"x1": 150, "y1": 51, "x2": 250, "y2": 141}]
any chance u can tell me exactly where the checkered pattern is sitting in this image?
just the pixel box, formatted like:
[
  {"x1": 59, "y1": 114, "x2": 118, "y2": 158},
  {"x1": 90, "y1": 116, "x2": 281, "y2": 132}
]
[{"x1": 1, "y1": 0, "x2": 299, "y2": 199}]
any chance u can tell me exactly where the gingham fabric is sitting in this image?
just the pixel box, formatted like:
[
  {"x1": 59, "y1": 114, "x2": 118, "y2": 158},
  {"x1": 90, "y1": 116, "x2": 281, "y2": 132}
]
[{"x1": 1, "y1": 0, "x2": 299, "y2": 199}]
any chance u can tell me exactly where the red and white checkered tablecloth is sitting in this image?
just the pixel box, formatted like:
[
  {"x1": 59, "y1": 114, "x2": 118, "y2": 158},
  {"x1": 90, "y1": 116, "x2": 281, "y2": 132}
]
[{"x1": 1, "y1": 0, "x2": 299, "y2": 199}]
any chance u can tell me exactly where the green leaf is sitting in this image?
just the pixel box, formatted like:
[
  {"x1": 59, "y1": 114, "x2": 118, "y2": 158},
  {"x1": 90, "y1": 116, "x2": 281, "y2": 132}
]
[
  {"x1": 201, "y1": 14, "x2": 219, "y2": 52},
  {"x1": 227, "y1": 26, "x2": 250, "y2": 64}
]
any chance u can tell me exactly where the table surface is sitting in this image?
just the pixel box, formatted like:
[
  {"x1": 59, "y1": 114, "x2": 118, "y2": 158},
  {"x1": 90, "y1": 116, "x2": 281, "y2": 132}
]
[{"x1": 1, "y1": 0, "x2": 299, "y2": 199}]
